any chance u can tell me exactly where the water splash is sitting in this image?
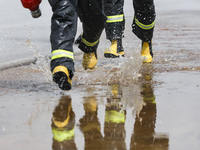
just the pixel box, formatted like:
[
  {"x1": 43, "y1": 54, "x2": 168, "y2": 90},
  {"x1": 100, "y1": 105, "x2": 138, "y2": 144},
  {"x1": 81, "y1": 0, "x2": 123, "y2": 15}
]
[
  {"x1": 121, "y1": 85, "x2": 144, "y2": 117},
  {"x1": 23, "y1": 26, "x2": 52, "y2": 81},
  {"x1": 74, "y1": 49, "x2": 143, "y2": 85}
]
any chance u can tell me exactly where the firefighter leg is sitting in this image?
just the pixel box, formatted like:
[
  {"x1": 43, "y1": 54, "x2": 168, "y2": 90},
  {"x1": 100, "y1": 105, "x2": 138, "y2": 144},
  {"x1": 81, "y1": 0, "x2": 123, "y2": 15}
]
[
  {"x1": 76, "y1": 0, "x2": 107, "y2": 70},
  {"x1": 104, "y1": 0, "x2": 125, "y2": 58},
  {"x1": 48, "y1": 0, "x2": 77, "y2": 90},
  {"x1": 132, "y1": 0, "x2": 156, "y2": 63}
]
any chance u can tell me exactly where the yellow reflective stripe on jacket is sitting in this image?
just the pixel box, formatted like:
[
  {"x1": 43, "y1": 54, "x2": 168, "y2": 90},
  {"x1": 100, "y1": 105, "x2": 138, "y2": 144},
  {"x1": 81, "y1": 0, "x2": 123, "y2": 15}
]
[
  {"x1": 81, "y1": 38, "x2": 99, "y2": 47},
  {"x1": 134, "y1": 17, "x2": 155, "y2": 30},
  {"x1": 51, "y1": 49, "x2": 74, "y2": 60},
  {"x1": 107, "y1": 14, "x2": 124, "y2": 23}
]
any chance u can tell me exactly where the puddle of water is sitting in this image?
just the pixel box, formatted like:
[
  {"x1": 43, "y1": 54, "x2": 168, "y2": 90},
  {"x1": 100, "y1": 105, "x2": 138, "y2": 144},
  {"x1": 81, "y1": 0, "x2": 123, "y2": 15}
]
[
  {"x1": 0, "y1": 56, "x2": 200, "y2": 150},
  {"x1": 0, "y1": 40, "x2": 200, "y2": 150},
  {"x1": 0, "y1": 63, "x2": 171, "y2": 150},
  {"x1": 154, "y1": 71, "x2": 200, "y2": 150}
]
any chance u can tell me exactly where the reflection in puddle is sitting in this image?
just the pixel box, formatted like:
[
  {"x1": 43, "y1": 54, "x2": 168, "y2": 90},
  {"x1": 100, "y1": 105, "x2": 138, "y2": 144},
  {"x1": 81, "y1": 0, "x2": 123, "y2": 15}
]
[
  {"x1": 51, "y1": 96, "x2": 77, "y2": 150},
  {"x1": 79, "y1": 96, "x2": 103, "y2": 149},
  {"x1": 103, "y1": 84, "x2": 127, "y2": 149},
  {"x1": 131, "y1": 65, "x2": 169, "y2": 149},
  {"x1": 51, "y1": 65, "x2": 169, "y2": 150}
]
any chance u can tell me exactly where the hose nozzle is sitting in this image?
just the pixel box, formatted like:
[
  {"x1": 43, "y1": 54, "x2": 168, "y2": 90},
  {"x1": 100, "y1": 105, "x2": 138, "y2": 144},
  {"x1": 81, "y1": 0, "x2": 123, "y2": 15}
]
[{"x1": 31, "y1": 8, "x2": 41, "y2": 18}]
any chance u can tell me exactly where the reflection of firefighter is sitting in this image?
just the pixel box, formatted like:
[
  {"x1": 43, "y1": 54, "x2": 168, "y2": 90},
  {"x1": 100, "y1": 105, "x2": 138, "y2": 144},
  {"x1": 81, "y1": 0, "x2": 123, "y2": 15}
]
[
  {"x1": 79, "y1": 96, "x2": 103, "y2": 149},
  {"x1": 102, "y1": 84, "x2": 127, "y2": 150},
  {"x1": 51, "y1": 96, "x2": 77, "y2": 150},
  {"x1": 130, "y1": 65, "x2": 169, "y2": 149}
]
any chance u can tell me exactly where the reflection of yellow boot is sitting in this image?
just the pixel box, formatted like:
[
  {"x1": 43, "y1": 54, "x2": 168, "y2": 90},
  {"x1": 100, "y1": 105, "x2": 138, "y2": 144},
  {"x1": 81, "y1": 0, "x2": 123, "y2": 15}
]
[
  {"x1": 104, "y1": 39, "x2": 124, "y2": 58},
  {"x1": 52, "y1": 66, "x2": 72, "y2": 90},
  {"x1": 52, "y1": 96, "x2": 75, "y2": 142},
  {"x1": 80, "y1": 97, "x2": 101, "y2": 133},
  {"x1": 82, "y1": 52, "x2": 97, "y2": 70},
  {"x1": 141, "y1": 41, "x2": 153, "y2": 63}
]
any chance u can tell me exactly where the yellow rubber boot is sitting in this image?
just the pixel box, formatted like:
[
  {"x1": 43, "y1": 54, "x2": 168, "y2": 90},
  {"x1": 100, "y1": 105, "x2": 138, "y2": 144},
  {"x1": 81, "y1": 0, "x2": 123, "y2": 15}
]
[
  {"x1": 52, "y1": 66, "x2": 72, "y2": 90},
  {"x1": 82, "y1": 52, "x2": 97, "y2": 70},
  {"x1": 141, "y1": 42, "x2": 153, "y2": 63},
  {"x1": 104, "y1": 39, "x2": 124, "y2": 58}
]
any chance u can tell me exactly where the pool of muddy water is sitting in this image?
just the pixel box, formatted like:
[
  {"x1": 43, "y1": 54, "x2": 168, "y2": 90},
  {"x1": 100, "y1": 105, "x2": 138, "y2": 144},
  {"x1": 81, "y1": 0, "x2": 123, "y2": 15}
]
[{"x1": 0, "y1": 64, "x2": 199, "y2": 150}]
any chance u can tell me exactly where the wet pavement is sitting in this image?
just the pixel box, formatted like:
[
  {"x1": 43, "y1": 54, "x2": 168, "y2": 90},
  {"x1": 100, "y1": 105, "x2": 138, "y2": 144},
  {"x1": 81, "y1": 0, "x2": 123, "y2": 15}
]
[
  {"x1": 1, "y1": 64, "x2": 200, "y2": 150},
  {"x1": 1, "y1": 0, "x2": 200, "y2": 150}
]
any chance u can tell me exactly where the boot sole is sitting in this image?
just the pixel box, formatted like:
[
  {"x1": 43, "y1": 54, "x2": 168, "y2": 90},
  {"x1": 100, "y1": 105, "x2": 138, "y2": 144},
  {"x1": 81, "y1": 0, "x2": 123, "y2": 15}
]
[
  {"x1": 104, "y1": 53, "x2": 124, "y2": 58},
  {"x1": 104, "y1": 53, "x2": 119, "y2": 58},
  {"x1": 53, "y1": 72, "x2": 71, "y2": 90}
]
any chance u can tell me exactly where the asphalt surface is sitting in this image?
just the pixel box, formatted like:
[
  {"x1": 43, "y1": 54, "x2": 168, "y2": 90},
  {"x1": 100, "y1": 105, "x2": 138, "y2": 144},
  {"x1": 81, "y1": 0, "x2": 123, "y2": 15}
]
[{"x1": 0, "y1": 0, "x2": 200, "y2": 150}]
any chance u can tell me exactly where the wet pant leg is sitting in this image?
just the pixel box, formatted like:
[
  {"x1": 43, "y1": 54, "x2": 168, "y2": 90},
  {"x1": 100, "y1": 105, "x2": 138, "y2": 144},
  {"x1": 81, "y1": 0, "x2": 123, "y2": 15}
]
[
  {"x1": 132, "y1": 0, "x2": 156, "y2": 42},
  {"x1": 48, "y1": 0, "x2": 77, "y2": 78},
  {"x1": 104, "y1": 0, "x2": 125, "y2": 40},
  {"x1": 73, "y1": 0, "x2": 107, "y2": 53}
]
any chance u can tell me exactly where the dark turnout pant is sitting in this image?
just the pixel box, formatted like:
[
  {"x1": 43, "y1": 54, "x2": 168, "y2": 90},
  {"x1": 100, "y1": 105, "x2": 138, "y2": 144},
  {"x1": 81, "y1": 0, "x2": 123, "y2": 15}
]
[
  {"x1": 48, "y1": 0, "x2": 106, "y2": 78},
  {"x1": 104, "y1": 0, "x2": 156, "y2": 42}
]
